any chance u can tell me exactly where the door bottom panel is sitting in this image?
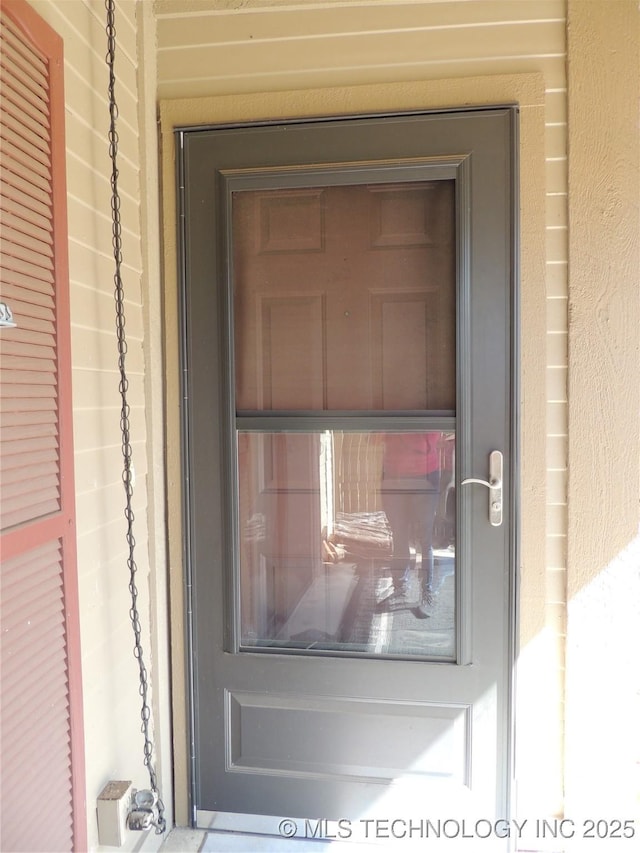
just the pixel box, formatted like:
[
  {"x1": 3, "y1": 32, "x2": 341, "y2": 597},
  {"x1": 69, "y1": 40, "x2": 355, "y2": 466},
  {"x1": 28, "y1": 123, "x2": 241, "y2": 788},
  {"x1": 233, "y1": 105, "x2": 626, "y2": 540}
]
[{"x1": 227, "y1": 689, "x2": 471, "y2": 785}]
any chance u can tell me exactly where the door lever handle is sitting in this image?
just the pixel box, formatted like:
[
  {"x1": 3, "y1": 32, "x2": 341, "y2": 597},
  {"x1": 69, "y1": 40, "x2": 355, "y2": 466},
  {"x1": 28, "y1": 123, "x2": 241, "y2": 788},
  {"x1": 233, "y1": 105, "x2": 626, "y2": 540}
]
[{"x1": 461, "y1": 450, "x2": 503, "y2": 526}]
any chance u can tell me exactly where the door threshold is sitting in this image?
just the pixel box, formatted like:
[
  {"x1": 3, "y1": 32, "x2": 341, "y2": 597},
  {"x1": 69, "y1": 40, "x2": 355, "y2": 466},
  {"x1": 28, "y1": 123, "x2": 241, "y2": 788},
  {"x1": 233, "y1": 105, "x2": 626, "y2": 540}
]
[{"x1": 196, "y1": 812, "x2": 388, "y2": 850}]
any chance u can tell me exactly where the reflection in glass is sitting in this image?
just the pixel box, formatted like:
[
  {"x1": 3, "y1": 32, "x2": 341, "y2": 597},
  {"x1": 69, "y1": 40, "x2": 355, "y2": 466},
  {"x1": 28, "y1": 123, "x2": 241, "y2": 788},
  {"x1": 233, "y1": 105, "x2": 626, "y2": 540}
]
[
  {"x1": 238, "y1": 431, "x2": 456, "y2": 659},
  {"x1": 232, "y1": 182, "x2": 455, "y2": 412}
]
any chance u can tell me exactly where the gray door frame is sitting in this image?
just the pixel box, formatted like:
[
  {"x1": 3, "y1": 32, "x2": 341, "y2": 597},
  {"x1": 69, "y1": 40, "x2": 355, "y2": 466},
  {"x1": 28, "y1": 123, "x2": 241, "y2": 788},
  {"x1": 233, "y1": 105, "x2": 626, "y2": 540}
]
[{"x1": 177, "y1": 105, "x2": 519, "y2": 830}]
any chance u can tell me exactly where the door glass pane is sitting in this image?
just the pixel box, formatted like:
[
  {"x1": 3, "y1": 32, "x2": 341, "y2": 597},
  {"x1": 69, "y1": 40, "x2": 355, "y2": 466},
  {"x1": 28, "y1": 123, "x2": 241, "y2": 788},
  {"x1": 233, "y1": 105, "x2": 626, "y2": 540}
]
[
  {"x1": 238, "y1": 431, "x2": 456, "y2": 660},
  {"x1": 233, "y1": 181, "x2": 455, "y2": 411}
]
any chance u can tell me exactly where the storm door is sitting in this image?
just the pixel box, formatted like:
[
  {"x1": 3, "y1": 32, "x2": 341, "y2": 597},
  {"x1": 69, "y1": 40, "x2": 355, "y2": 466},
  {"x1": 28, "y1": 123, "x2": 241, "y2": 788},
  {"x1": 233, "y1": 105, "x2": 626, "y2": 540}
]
[{"x1": 178, "y1": 108, "x2": 517, "y2": 830}]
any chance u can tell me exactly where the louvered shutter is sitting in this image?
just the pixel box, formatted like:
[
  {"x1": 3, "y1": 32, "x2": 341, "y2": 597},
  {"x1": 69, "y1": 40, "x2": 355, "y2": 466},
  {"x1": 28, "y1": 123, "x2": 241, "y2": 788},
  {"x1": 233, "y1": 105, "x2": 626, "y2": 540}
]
[{"x1": 0, "y1": 2, "x2": 86, "y2": 850}]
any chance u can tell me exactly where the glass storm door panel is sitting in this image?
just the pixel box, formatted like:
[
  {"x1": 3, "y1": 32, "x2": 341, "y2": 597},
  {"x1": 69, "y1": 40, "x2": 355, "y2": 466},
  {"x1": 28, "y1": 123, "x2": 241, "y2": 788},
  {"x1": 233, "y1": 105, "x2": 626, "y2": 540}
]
[{"x1": 179, "y1": 108, "x2": 516, "y2": 830}]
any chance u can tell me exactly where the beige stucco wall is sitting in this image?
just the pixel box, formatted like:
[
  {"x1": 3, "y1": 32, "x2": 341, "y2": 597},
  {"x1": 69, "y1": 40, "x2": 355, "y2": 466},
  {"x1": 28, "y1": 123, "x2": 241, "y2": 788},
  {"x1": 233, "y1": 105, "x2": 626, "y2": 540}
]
[
  {"x1": 25, "y1": 1, "x2": 171, "y2": 850},
  {"x1": 564, "y1": 0, "x2": 640, "y2": 827},
  {"x1": 158, "y1": 0, "x2": 567, "y2": 828}
]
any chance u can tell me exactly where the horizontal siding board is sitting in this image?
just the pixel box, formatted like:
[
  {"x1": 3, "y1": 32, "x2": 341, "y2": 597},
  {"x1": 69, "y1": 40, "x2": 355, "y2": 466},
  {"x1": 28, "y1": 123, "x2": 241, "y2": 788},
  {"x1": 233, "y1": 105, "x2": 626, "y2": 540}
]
[
  {"x1": 156, "y1": 0, "x2": 564, "y2": 43},
  {"x1": 158, "y1": 21, "x2": 565, "y2": 81},
  {"x1": 66, "y1": 178, "x2": 143, "y2": 265},
  {"x1": 159, "y1": 57, "x2": 563, "y2": 100}
]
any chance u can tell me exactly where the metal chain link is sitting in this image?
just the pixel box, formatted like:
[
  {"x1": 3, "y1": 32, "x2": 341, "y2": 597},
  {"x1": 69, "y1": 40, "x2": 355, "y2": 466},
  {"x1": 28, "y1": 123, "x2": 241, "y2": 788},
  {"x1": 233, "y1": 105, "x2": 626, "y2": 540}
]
[{"x1": 105, "y1": 0, "x2": 166, "y2": 835}]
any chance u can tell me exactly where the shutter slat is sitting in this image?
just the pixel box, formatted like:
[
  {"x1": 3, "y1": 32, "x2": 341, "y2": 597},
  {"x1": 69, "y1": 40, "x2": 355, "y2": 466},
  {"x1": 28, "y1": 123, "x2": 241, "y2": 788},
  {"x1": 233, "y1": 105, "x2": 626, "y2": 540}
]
[
  {"x1": 0, "y1": 540, "x2": 62, "y2": 590},
  {"x1": 0, "y1": 395, "x2": 57, "y2": 413},
  {"x1": 0, "y1": 448, "x2": 58, "y2": 477},
  {"x1": 1, "y1": 82, "x2": 50, "y2": 141},
  {"x1": 1, "y1": 102, "x2": 50, "y2": 157},
  {"x1": 2, "y1": 610, "x2": 65, "y2": 673},
  {"x1": 0, "y1": 352, "x2": 56, "y2": 374},
  {"x1": 1, "y1": 498, "x2": 61, "y2": 529},
  {"x1": 0, "y1": 293, "x2": 55, "y2": 321},
  {"x1": 0, "y1": 385, "x2": 57, "y2": 403},
  {"x1": 1, "y1": 238, "x2": 54, "y2": 275},
  {"x1": 2, "y1": 629, "x2": 66, "y2": 695},
  {"x1": 3, "y1": 710, "x2": 70, "y2": 768},
  {"x1": 1, "y1": 149, "x2": 52, "y2": 196},
  {"x1": 0, "y1": 335, "x2": 56, "y2": 360},
  {"x1": 1, "y1": 124, "x2": 51, "y2": 173},
  {"x1": 0, "y1": 193, "x2": 53, "y2": 235},
  {"x1": 0, "y1": 434, "x2": 58, "y2": 457},
  {"x1": 2, "y1": 223, "x2": 54, "y2": 261},
  {"x1": 1, "y1": 165, "x2": 53, "y2": 209},
  {"x1": 0, "y1": 136, "x2": 51, "y2": 183},
  {"x1": 1, "y1": 15, "x2": 48, "y2": 82},
  {"x1": 2, "y1": 461, "x2": 58, "y2": 498},
  {"x1": 0, "y1": 326, "x2": 55, "y2": 351},
  {"x1": 1, "y1": 482, "x2": 60, "y2": 522},
  {"x1": 1, "y1": 279, "x2": 56, "y2": 308},
  {"x1": 1, "y1": 471, "x2": 59, "y2": 500},
  {"x1": 0, "y1": 180, "x2": 53, "y2": 228},
  {"x1": 0, "y1": 469, "x2": 59, "y2": 504},
  {"x1": 0, "y1": 41, "x2": 48, "y2": 110},
  {"x1": 2, "y1": 420, "x2": 58, "y2": 441},
  {"x1": 0, "y1": 407, "x2": 57, "y2": 427},
  {"x1": 0, "y1": 74, "x2": 49, "y2": 132},
  {"x1": 1, "y1": 209, "x2": 54, "y2": 246},
  {"x1": 0, "y1": 254, "x2": 55, "y2": 285}
]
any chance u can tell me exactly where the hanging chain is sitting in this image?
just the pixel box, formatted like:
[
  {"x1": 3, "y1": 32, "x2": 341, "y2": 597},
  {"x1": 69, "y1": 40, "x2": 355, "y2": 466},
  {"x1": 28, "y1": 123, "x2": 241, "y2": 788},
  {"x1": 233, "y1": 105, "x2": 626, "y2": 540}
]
[{"x1": 105, "y1": 0, "x2": 166, "y2": 835}]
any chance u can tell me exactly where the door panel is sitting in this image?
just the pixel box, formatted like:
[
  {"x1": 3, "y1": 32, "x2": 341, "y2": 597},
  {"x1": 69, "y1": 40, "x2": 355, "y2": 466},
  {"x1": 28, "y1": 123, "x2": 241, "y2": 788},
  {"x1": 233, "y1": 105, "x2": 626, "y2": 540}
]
[
  {"x1": 179, "y1": 108, "x2": 516, "y2": 827},
  {"x1": 234, "y1": 182, "x2": 455, "y2": 411}
]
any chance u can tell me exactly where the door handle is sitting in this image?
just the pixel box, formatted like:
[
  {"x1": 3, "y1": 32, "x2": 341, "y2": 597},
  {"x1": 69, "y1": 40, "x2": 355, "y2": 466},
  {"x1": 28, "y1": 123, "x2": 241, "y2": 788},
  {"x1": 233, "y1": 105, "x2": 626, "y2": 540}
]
[{"x1": 461, "y1": 450, "x2": 503, "y2": 526}]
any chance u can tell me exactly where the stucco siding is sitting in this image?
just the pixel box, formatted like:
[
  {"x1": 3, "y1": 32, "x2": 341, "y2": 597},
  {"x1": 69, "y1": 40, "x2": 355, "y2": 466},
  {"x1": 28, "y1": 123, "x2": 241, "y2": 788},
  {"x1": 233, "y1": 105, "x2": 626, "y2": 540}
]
[{"x1": 565, "y1": 0, "x2": 640, "y2": 824}]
